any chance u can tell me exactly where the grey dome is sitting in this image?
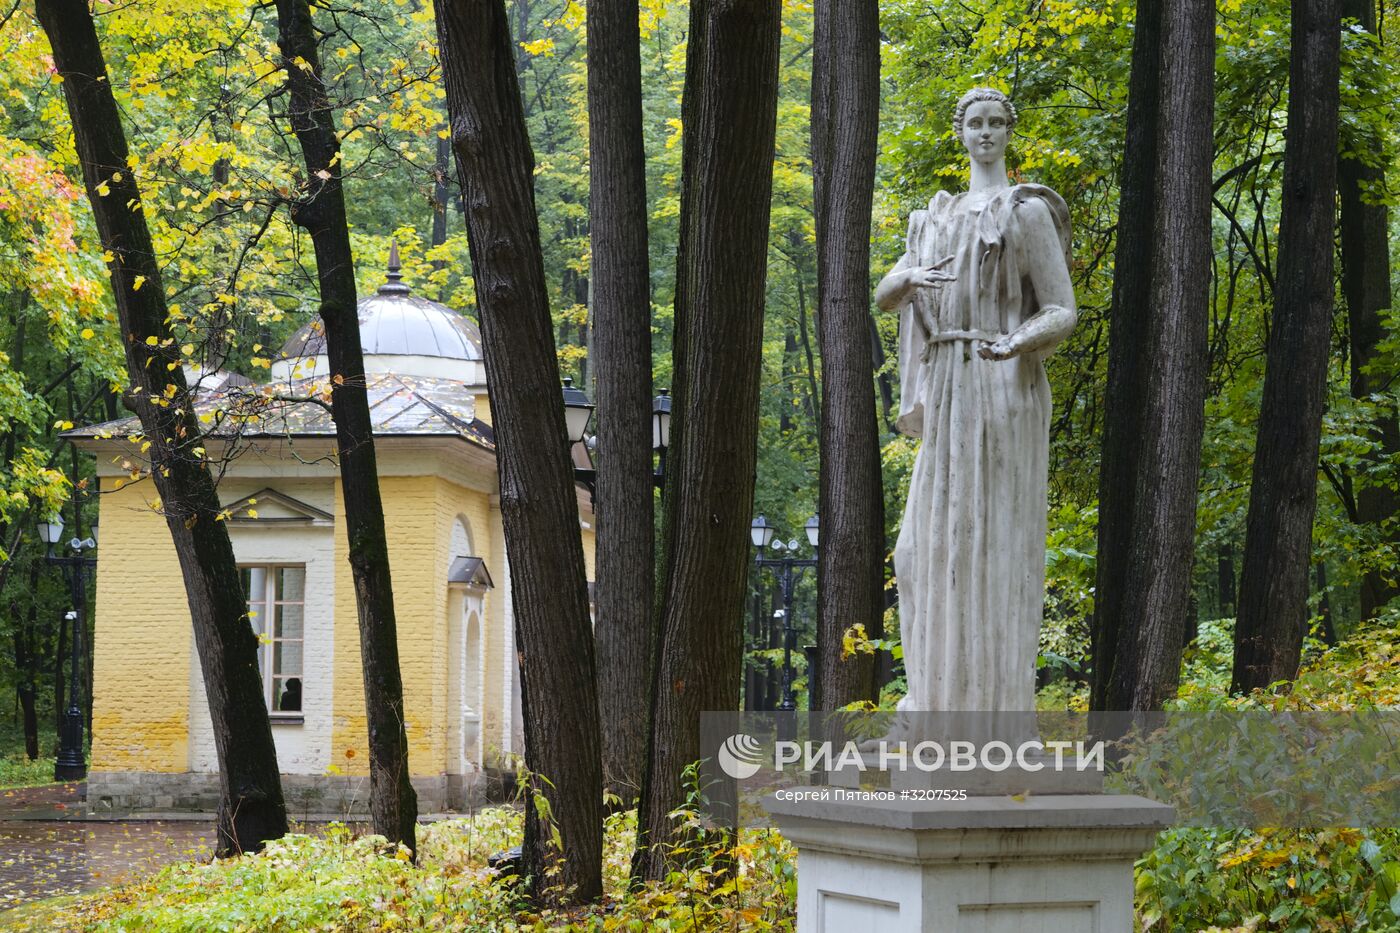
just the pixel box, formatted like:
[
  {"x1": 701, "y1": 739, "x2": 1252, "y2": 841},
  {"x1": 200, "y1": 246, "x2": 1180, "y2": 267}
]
[{"x1": 278, "y1": 244, "x2": 482, "y2": 364}]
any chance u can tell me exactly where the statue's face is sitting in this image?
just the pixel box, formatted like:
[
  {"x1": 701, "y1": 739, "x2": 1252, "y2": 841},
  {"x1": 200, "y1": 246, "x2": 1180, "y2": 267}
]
[{"x1": 960, "y1": 100, "x2": 1010, "y2": 165}]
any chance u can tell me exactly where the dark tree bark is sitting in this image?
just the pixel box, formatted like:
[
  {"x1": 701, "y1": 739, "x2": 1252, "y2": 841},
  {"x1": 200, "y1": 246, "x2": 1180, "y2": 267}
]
[
  {"x1": 811, "y1": 0, "x2": 882, "y2": 710},
  {"x1": 433, "y1": 132, "x2": 452, "y2": 252},
  {"x1": 435, "y1": 0, "x2": 603, "y2": 904},
  {"x1": 1092, "y1": 0, "x2": 1160, "y2": 713},
  {"x1": 1233, "y1": 0, "x2": 1342, "y2": 693},
  {"x1": 13, "y1": 563, "x2": 42, "y2": 760},
  {"x1": 586, "y1": 0, "x2": 654, "y2": 805},
  {"x1": 273, "y1": 0, "x2": 418, "y2": 852},
  {"x1": 1217, "y1": 545, "x2": 1236, "y2": 616},
  {"x1": 1339, "y1": 0, "x2": 1398, "y2": 621},
  {"x1": 35, "y1": 0, "x2": 288, "y2": 854},
  {"x1": 633, "y1": 0, "x2": 780, "y2": 882},
  {"x1": 1092, "y1": 0, "x2": 1215, "y2": 711},
  {"x1": 52, "y1": 590, "x2": 65, "y2": 738}
]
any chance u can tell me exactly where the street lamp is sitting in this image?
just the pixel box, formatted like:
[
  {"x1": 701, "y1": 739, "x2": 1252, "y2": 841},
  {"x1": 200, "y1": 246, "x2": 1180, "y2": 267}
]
[
  {"x1": 750, "y1": 514, "x2": 776, "y2": 549},
  {"x1": 750, "y1": 515, "x2": 819, "y2": 712},
  {"x1": 37, "y1": 512, "x2": 97, "y2": 782},
  {"x1": 560, "y1": 378, "x2": 672, "y2": 502},
  {"x1": 652, "y1": 388, "x2": 671, "y2": 486},
  {"x1": 561, "y1": 377, "x2": 594, "y2": 446}
]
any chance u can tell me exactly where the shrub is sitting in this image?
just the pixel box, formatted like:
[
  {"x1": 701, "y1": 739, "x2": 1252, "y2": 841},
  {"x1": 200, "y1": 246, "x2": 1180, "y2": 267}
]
[{"x1": 6, "y1": 808, "x2": 796, "y2": 931}]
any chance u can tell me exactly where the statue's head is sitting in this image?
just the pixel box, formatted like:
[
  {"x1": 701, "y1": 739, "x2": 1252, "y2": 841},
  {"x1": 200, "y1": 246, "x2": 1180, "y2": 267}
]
[{"x1": 953, "y1": 87, "x2": 1016, "y2": 165}]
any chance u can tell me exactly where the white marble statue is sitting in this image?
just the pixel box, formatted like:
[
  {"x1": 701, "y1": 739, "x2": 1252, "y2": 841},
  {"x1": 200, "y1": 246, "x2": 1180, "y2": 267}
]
[{"x1": 875, "y1": 88, "x2": 1077, "y2": 712}]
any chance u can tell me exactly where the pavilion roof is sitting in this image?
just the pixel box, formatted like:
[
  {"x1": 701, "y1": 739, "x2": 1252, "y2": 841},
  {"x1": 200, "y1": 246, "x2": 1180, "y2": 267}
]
[{"x1": 63, "y1": 372, "x2": 494, "y2": 450}]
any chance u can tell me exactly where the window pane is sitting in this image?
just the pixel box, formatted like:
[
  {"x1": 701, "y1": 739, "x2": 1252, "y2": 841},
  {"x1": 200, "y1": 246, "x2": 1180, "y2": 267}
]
[
  {"x1": 275, "y1": 677, "x2": 303, "y2": 712},
  {"x1": 277, "y1": 567, "x2": 305, "y2": 602},
  {"x1": 276, "y1": 602, "x2": 304, "y2": 640},
  {"x1": 274, "y1": 640, "x2": 303, "y2": 678},
  {"x1": 240, "y1": 565, "x2": 308, "y2": 712},
  {"x1": 247, "y1": 567, "x2": 267, "y2": 601}
]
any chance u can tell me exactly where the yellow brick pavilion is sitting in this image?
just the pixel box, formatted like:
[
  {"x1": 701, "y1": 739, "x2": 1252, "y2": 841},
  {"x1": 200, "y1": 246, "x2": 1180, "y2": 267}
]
[{"x1": 66, "y1": 258, "x2": 595, "y2": 814}]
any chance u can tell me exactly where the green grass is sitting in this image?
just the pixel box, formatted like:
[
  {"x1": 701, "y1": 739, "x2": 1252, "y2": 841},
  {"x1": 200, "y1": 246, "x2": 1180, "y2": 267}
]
[
  {"x1": 0, "y1": 752, "x2": 55, "y2": 790},
  {"x1": 0, "y1": 719, "x2": 58, "y2": 790}
]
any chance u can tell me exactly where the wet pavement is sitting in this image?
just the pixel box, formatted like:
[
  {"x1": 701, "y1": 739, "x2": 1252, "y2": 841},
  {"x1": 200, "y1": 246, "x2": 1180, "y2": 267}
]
[
  {"x1": 0, "y1": 818, "x2": 214, "y2": 910},
  {"x1": 0, "y1": 783, "x2": 214, "y2": 911}
]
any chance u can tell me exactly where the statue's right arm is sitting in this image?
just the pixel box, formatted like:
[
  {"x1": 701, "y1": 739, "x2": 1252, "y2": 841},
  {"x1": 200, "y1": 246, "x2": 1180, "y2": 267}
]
[
  {"x1": 875, "y1": 254, "x2": 915, "y2": 312},
  {"x1": 876, "y1": 254, "x2": 956, "y2": 312}
]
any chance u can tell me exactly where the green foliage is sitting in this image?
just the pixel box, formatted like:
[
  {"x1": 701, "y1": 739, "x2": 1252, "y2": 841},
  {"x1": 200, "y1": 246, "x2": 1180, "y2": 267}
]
[
  {"x1": 1133, "y1": 625, "x2": 1400, "y2": 929},
  {"x1": 7, "y1": 808, "x2": 796, "y2": 932},
  {"x1": 0, "y1": 719, "x2": 57, "y2": 790},
  {"x1": 1170, "y1": 620, "x2": 1400, "y2": 711},
  {"x1": 1138, "y1": 827, "x2": 1400, "y2": 932},
  {"x1": 0, "y1": 752, "x2": 53, "y2": 791}
]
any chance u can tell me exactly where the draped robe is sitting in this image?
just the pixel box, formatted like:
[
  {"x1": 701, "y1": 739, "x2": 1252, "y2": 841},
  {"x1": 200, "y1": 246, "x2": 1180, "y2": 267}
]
[{"x1": 890, "y1": 183, "x2": 1074, "y2": 713}]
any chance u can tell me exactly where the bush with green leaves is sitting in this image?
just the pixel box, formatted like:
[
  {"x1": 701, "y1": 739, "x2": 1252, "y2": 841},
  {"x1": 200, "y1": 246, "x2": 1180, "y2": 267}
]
[
  {"x1": 1131, "y1": 623, "x2": 1400, "y2": 931},
  {"x1": 5, "y1": 807, "x2": 795, "y2": 932}
]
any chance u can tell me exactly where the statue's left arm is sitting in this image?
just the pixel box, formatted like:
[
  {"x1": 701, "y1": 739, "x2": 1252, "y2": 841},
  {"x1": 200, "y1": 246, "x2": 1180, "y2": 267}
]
[{"x1": 979, "y1": 195, "x2": 1077, "y2": 362}]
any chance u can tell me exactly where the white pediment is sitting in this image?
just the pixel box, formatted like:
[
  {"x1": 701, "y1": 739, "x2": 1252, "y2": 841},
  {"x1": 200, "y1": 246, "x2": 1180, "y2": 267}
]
[{"x1": 223, "y1": 488, "x2": 333, "y2": 526}]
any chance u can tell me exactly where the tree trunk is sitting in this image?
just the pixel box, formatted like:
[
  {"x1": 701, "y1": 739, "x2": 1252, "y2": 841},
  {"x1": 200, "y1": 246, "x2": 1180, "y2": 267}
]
[
  {"x1": 433, "y1": 132, "x2": 452, "y2": 252},
  {"x1": 53, "y1": 596, "x2": 65, "y2": 738},
  {"x1": 435, "y1": 0, "x2": 603, "y2": 905},
  {"x1": 633, "y1": 0, "x2": 780, "y2": 882},
  {"x1": 812, "y1": 0, "x2": 881, "y2": 710},
  {"x1": 273, "y1": 0, "x2": 418, "y2": 852},
  {"x1": 1217, "y1": 544, "x2": 1235, "y2": 616},
  {"x1": 1338, "y1": 0, "x2": 1398, "y2": 621},
  {"x1": 36, "y1": 0, "x2": 287, "y2": 854},
  {"x1": 586, "y1": 0, "x2": 655, "y2": 806},
  {"x1": 871, "y1": 315, "x2": 896, "y2": 432},
  {"x1": 18, "y1": 686, "x2": 39, "y2": 760},
  {"x1": 1092, "y1": 0, "x2": 1215, "y2": 711},
  {"x1": 1233, "y1": 0, "x2": 1341, "y2": 694},
  {"x1": 14, "y1": 561, "x2": 43, "y2": 760}
]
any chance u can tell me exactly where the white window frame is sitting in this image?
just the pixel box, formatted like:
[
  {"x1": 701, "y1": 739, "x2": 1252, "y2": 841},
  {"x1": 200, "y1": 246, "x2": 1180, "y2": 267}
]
[{"x1": 240, "y1": 564, "x2": 306, "y2": 718}]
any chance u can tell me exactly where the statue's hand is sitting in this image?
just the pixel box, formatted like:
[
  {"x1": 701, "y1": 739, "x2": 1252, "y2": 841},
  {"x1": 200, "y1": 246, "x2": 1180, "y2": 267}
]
[
  {"x1": 977, "y1": 337, "x2": 1018, "y2": 361},
  {"x1": 906, "y1": 254, "x2": 957, "y2": 290}
]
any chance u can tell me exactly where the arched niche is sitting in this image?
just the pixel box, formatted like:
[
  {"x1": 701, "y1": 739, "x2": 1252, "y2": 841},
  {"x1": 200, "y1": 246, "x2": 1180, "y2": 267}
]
[{"x1": 446, "y1": 513, "x2": 490, "y2": 776}]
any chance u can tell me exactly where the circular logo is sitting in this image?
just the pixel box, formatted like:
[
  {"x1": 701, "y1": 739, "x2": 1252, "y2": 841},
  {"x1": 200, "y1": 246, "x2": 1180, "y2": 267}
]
[{"x1": 717, "y1": 733, "x2": 764, "y2": 779}]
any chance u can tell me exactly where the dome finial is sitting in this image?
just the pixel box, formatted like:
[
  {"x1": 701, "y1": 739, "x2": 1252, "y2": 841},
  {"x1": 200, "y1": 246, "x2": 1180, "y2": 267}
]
[{"x1": 379, "y1": 238, "x2": 411, "y2": 296}]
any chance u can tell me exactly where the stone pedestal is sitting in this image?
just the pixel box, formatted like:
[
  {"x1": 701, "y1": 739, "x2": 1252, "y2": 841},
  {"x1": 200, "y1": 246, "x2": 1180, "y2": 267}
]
[{"x1": 766, "y1": 793, "x2": 1172, "y2": 933}]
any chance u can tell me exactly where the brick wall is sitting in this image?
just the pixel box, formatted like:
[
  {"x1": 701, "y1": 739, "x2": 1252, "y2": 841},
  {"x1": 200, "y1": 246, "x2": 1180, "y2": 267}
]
[
  {"x1": 89, "y1": 478, "x2": 191, "y2": 773},
  {"x1": 329, "y1": 474, "x2": 450, "y2": 776}
]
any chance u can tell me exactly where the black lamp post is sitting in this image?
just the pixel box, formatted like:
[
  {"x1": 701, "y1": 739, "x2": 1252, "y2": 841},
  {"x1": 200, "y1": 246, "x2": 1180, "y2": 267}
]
[
  {"x1": 560, "y1": 379, "x2": 672, "y2": 500},
  {"x1": 750, "y1": 514, "x2": 819, "y2": 712},
  {"x1": 38, "y1": 513, "x2": 97, "y2": 782}
]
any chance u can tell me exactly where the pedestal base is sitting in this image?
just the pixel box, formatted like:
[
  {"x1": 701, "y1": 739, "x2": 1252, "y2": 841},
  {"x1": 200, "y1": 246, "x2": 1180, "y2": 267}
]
[{"x1": 766, "y1": 794, "x2": 1172, "y2": 933}]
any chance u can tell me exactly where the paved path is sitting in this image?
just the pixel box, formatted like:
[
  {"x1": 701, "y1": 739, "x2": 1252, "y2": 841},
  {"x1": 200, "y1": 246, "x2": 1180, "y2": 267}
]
[
  {"x1": 0, "y1": 782, "x2": 84, "y2": 820},
  {"x1": 0, "y1": 818, "x2": 214, "y2": 911},
  {"x1": 0, "y1": 783, "x2": 215, "y2": 911}
]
